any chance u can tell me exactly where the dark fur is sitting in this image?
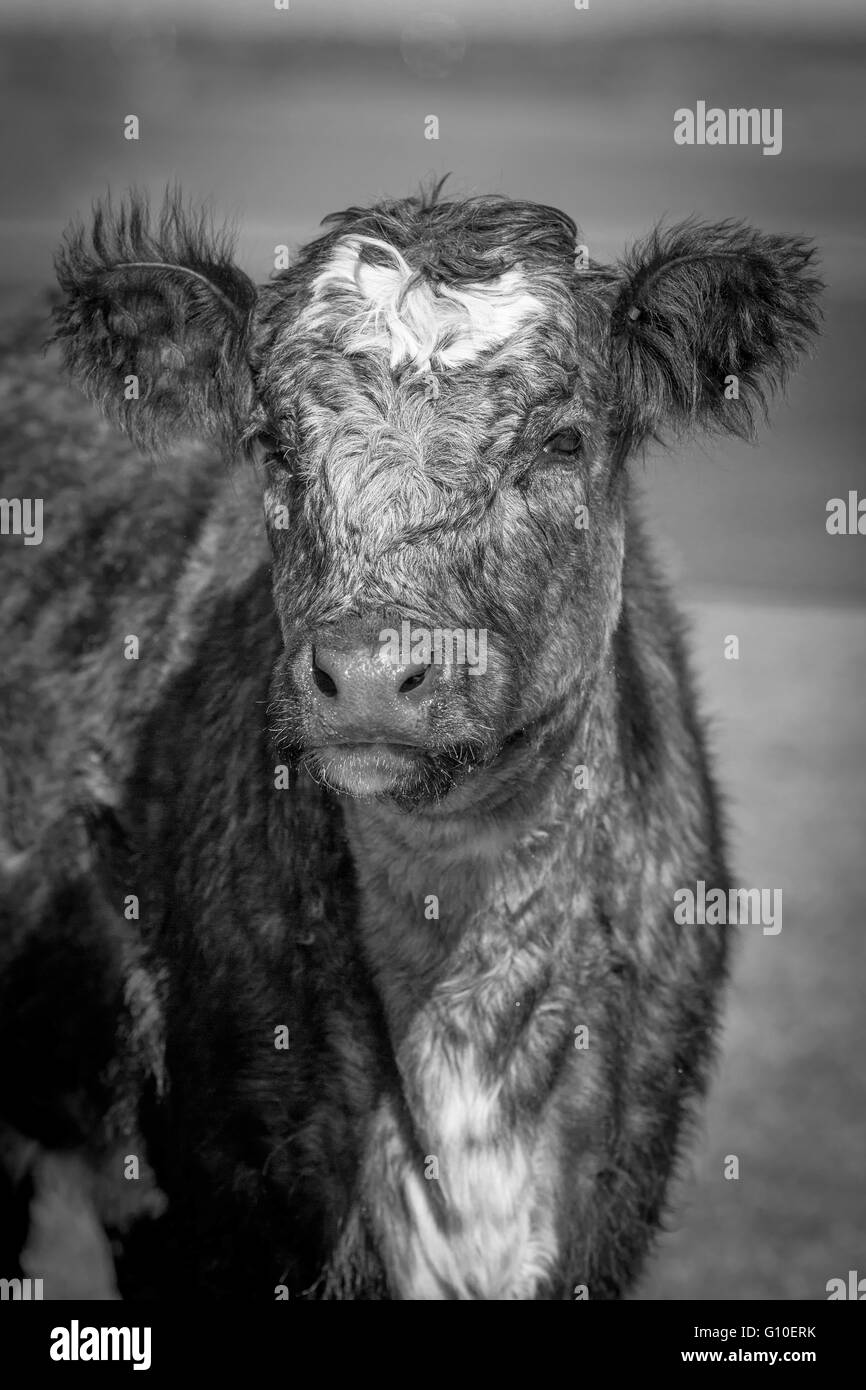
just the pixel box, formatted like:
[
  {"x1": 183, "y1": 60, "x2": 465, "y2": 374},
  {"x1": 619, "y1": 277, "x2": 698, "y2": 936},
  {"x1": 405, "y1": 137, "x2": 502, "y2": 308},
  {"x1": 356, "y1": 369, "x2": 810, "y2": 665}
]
[{"x1": 0, "y1": 185, "x2": 821, "y2": 1298}]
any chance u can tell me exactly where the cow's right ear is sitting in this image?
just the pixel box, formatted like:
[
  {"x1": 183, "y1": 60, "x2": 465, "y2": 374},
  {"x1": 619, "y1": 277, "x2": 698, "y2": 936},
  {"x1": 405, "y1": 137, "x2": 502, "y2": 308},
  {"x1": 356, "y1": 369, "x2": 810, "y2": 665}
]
[{"x1": 53, "y1": 192, "x2": 257, "y2": 454}]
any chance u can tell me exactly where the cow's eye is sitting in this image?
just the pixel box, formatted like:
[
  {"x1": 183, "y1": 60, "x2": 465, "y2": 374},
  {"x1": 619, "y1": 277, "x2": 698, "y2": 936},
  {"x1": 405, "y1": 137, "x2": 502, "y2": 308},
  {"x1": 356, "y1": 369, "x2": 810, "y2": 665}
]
[
  {"x1": 255, "y1": 430, "x2": 290, "y2": 468},
  {"x1": 255, "y1": 430, "x2": 280, "y2": 456},
  {"x1": 541, "y1": 429, "x2": 582, "y2": 459}
]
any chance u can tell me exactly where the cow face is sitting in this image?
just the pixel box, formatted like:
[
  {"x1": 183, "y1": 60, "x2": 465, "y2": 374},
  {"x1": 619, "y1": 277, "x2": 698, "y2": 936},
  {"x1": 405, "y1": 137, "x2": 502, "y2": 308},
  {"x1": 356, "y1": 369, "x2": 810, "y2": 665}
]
[{"x1": 54, "y1": 188, "x2": 820, "y2": 807}]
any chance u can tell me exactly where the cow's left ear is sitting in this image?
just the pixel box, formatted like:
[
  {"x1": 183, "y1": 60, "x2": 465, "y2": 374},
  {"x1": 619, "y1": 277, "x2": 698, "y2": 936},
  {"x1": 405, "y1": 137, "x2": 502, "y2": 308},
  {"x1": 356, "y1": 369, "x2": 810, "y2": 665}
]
[
  {"x1": 611, "y1": 220, "x2": 822, "y2": 447},
  {"x1": 53, "y1": 191, "x2": 257, "y2": 455}
]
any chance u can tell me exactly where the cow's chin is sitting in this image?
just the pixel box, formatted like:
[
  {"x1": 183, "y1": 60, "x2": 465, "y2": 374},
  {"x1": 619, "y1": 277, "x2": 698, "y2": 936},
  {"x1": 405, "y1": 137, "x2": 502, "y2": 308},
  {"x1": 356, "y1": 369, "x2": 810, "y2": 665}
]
[{"x1": 300, "y1": 742, "x2": 478, "y2": 809}]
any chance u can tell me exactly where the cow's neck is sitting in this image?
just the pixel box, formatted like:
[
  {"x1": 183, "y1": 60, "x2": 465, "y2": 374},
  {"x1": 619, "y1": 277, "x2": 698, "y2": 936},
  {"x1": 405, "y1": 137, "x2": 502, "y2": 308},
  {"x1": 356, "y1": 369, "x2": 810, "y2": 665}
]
[
  {"x1": 340, "y1": 663, "x2": 616, "y2": 1019},
  {"x1": 334, "y1": 668, "x2": 618, "y2": 1298}
]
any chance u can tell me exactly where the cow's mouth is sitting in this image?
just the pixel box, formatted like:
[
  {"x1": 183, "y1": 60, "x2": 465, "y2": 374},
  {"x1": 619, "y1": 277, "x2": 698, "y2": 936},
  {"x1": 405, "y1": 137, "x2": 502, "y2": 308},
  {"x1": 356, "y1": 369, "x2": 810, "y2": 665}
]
[
  {"x1": 310, "y1": 742, "x2": 424, "y2": 798},
  {"x1": 300, "y1": 739, "x2": 485, "y2": 805}
]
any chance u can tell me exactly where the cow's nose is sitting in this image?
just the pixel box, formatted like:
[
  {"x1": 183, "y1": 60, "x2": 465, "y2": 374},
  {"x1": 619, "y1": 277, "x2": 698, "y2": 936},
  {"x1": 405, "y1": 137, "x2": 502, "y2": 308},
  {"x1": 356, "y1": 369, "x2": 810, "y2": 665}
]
[{"x1": 308, "y1": 629, "x2": 438, "y2": 740}]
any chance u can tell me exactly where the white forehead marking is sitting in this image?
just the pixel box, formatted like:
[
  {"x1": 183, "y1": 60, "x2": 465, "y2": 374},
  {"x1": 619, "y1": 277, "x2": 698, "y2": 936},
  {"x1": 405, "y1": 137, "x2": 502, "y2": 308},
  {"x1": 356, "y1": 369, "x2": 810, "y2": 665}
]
[{"x1": 299, "y1": 235, "x2": 545, "y2": 375}]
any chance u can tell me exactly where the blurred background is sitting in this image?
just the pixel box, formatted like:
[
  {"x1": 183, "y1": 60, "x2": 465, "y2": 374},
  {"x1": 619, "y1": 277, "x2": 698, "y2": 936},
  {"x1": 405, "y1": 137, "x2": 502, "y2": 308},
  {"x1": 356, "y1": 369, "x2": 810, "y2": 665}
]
[{"x1": 1, "y1": 0, "x2": 863, "y2": 1299}]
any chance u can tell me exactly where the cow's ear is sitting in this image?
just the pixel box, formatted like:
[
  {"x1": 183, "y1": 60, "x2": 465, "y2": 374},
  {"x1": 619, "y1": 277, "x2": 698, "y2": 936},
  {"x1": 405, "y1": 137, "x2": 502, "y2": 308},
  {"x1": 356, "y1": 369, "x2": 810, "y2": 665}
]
[
  {"x1": 610, "y1": 220, "x2": 822, "y2": 448},
  {"x1": 53, "y1": 191, "x2": 257, "y2": 454}
]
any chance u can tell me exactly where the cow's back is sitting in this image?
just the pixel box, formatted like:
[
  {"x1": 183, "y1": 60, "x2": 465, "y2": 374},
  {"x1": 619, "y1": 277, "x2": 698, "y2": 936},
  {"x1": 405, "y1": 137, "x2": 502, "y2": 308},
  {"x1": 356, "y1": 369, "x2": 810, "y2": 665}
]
[{"x1": 0, "y1": 311, "x2": 265, "y2": 855}]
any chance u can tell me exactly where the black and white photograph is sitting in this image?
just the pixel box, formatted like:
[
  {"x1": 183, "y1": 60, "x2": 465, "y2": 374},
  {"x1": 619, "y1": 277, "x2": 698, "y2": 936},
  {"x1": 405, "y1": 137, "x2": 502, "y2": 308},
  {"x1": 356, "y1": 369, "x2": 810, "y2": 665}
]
[{"x1": 0, "y1": 0, "x2": 863, "y2": 1342}]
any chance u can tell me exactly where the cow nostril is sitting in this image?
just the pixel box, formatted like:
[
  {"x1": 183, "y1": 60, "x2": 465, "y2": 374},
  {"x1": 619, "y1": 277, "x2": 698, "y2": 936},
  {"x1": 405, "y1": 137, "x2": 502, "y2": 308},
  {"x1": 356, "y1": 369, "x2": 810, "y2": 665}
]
[
  {"x1": 312, "y1": 653, "x2": 338, "y2": 698},
  {"x1": 310, "y1": 641, "x2": 435, "y2": 706},
  {"x1": 399, "y1": 664, "x2": 431, "y2": 695}
]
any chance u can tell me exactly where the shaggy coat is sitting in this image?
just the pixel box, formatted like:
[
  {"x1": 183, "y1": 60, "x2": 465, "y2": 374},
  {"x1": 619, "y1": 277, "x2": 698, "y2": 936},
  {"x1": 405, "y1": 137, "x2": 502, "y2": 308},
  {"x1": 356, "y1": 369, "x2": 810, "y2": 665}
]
[{"x1": 0, "y1": 185, "x2": 821, "y2": 1298}]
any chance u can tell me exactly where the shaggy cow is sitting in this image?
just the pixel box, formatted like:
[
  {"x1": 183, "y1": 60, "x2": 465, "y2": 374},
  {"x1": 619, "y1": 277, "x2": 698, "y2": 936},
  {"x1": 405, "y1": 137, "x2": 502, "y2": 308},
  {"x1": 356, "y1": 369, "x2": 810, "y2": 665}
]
[{"x1": 0, "y1": 183, "x2": 820, "y2": 1299}]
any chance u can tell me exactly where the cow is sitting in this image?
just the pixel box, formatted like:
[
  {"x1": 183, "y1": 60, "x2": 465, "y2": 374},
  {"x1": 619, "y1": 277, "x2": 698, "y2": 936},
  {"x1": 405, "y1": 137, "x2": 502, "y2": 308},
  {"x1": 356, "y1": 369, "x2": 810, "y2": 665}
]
[{"x1": 0, "y1": 183, "x2": 821, "y2": 1299}]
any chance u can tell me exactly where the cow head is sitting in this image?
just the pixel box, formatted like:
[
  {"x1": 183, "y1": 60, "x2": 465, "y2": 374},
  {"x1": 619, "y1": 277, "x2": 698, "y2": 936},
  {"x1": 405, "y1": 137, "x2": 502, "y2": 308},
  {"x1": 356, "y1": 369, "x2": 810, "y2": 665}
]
[{"x1": 55, "y1": 186, "x2": 821, "y2": 808}]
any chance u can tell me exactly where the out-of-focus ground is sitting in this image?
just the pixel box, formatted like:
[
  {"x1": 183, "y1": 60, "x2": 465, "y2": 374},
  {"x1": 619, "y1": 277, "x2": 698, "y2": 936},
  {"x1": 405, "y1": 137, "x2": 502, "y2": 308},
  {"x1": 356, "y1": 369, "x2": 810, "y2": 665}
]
[{"x1": 0, "y1": 8, "x2": 863, "y2": 1299}]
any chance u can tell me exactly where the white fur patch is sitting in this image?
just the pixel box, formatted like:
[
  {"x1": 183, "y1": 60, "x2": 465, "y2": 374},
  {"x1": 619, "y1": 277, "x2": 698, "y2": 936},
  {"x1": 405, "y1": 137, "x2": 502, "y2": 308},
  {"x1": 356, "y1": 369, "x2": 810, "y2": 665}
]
[
  {"x1": 299, "y1": 236, "x2": 544, "y2": 375},
  {"x1": 364, "y1": 1046, "x2": 559, "y2": 1300}
]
